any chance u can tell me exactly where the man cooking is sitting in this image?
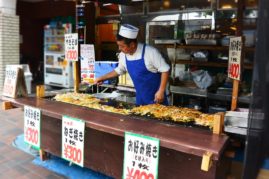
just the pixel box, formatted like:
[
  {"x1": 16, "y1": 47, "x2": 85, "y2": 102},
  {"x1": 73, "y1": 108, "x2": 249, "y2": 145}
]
[{"x1": 94, "y1": 24, "x2": 170, "y2": 105}]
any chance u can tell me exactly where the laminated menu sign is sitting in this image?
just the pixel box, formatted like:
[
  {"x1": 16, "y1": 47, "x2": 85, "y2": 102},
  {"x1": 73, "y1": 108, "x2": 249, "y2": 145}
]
[
  {"x1": 80, "y1": 44, "x2": 95, "y2": 84},
  {"x1": 62, "y1": 116, "x2": 85, "y2": 167},
  {"x1": 228, "y1": 37, "x2": 242, "y2": 80},
  {"x1": 2, "y1": 65, "x2": 27, "y2": 98},
  {"x1": 65, "y1": 33, "x2": 78, "y2": 61},
  {"x1": 123, "y1": 132, "x2": 160, "y2": 179},
  {"x1": 24, "y1": 106, "x2": 41, "y2": 149}
]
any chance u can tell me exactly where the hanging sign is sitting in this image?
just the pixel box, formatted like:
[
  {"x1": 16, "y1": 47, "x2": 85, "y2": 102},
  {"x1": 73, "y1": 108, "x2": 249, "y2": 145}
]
[
  {"x1": 2, "y1": 65, "x2": 27, "y2": 98},
  {"x1": 65, "y1": 33, "x2": 78, "y2": 61},
  {"x1": 228, "y1": 37, "x2": 242, "y2": 80},
  {"x1": 62, "y1": 115, "x2": 85, "y2": 167},
  {"x1": 24, "y1": 106, "x2": 41, "y2": 149},
  {"x1": 80, "y1": 44, "x2": 95, "y2": 84},
  {"x1": 123, "y1": 132, "x2": 160, "y2": 179}
]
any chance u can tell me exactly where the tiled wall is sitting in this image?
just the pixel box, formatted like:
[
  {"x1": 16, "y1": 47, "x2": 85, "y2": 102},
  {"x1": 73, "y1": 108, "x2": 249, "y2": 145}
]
[{"x1": 0, "y1": 13, "x2": 20, "y2": 94}]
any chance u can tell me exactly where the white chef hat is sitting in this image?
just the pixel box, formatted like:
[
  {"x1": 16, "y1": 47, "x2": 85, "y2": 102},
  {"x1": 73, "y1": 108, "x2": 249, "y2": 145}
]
[{"x1": 118, "y1": 24, "x2": 139, "y2": 39}]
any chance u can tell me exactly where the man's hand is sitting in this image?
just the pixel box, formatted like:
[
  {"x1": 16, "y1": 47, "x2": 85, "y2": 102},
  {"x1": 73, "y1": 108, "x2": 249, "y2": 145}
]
[
  {"x1": 94, "y1": 77, "x2": 103, "y2": 85},
  {"x1": 154, "y1": 90, "x2": 164, "y2": 104}
]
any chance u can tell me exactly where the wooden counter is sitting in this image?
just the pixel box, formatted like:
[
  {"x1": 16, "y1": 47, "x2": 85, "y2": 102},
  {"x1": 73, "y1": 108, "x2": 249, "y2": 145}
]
[{"x1": 3, "y1": 97, "x2": 230, "y2": 179}]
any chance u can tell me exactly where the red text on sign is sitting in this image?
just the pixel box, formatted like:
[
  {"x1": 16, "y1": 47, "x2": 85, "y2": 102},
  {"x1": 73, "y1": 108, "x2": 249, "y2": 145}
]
[
  {"x1": 64, "y1": 144, "x2": 82, "y2": 164},
  {"x1": 126, "y1": 167, "x2": 154, "y2": 179},
  {"x1": 66, "y1": 50, "x2": 77, "y2": 60},
  {"x1": 229, "y1": 63, "x2": 240, "y2": 79},
  {"x1": 25, "y1": 127, "x2": 38, "y2": 145}
]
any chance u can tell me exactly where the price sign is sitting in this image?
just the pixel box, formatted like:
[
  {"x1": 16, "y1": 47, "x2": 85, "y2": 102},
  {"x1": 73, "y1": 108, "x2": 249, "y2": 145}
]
[
  {"x1": 24, "y1": 106, "x2": 41, "y2": 149},
  {"x1": 228, "y1": 37, "x2": 242, "y2": 80},
  {"x1": 65, "y1": 33, "x2": 78, "y2": 61},
  {"x1": 2, "y1": 66, "x2": 19, "y2": 98},
  {"x1": 80, "y1": 44, "x2": 95, "y2": 84},
  {"x1": 62, "y1": 116, "x2": 85, "y2": 167},
  {"x1": 123, "y1": 132, "x2": 160, "y2": 179}
]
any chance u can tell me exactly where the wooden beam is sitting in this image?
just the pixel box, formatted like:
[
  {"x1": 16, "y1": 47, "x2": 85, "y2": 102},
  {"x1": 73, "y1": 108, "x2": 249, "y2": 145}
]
[
  {"x1": 213, "y1": 112, "x2": 225, "y2": 135},
  {"x1": 2, "y1": 101, "x2": 14, "y2": 110},
  {"x1": 201, "y1": 151, "x2": 213, "y2": 171}
]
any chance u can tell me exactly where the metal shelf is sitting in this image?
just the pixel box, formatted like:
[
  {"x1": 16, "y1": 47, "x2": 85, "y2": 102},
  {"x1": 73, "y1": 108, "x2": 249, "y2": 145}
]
[
  {"x1": 164, "y1": 44, "x2": 255, "y2": 52},
  {"x1": 174, "y1": 60, "x2": 253, "y2": 69},
  {"x1": 207, "y1": 93, "x2": 251, "y2": 104},
  {"x1": 170, "y1": 85, "x2": 207, "y2": 97},
  {"x1": 170, "y1": 85, "x2": 251, "y2": 104},
  {"x1": 116, "y1": 85, "x2": 136, "y2": 92}
]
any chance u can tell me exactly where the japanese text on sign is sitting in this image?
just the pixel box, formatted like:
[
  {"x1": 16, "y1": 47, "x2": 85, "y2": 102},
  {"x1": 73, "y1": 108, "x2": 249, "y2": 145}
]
[
  {"x1": 65, "y1": 33, "x2": 78, "y2": 61},
  {"x1": 123, "y1": 132, "x2": 160, "y2": 179},
  {"x1": 2, "y1": 66, "x2": 19, "y2": 97},
  {"x1": 24, "y1": 106, "x2": 41, "y2": 149},
  {"x1": 81, "y1": 44, "x2": 95, "y2": 84},
  {"x1": 62, "y1": 116, "x2": 85, "y2": 167},
  {"x1": 228, "y1": 37, "x2": 242, "y2": 80}
]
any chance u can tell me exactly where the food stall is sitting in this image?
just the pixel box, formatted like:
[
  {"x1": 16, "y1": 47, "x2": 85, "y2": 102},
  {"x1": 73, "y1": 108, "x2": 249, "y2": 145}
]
[
  {"x1": 3, "y1": 94, "x2": 229, "y2": 179},
  {"x1": 5, "y1": 0, "x2": 261, "y2": 178}
]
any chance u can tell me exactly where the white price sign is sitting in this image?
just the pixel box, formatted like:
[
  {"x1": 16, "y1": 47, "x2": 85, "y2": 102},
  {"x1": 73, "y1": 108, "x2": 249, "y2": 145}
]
[
  {"x1": 62, "y1": 116, "x2": 85, "y2": 167},
  {"x1": 228, "y1": 37, "x2": 242, "y2": 80},
  {"x1": 65, "y1": 33, "x2": 78, "y2": 61},
  {"x1": 24, "y1": 106, "x2": 41, "y2": 149},
  {"x1": 123, "y1": 132, "x2": 160, "y2": 179},
  {"x1": 2, "y1": 66, "x2": 19, "y2": 98},
  {"x1": 80, "y1": 44, "x2": 95, "y2": 83}
]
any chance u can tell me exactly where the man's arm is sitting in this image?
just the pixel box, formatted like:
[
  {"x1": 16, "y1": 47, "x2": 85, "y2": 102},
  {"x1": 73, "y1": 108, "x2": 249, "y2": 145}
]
[
  {"x1": 94, "y1": 70, "x2": 119, "y2": 85},
  {"x1": 154, "y1": 71, "x2": 169, "y2": 103}
]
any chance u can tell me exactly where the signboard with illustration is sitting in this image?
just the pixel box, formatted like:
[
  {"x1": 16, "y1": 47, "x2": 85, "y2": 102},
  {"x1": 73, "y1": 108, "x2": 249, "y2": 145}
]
[{"x1": 80, "y1": 44, "x2": 95, "y2": 84}]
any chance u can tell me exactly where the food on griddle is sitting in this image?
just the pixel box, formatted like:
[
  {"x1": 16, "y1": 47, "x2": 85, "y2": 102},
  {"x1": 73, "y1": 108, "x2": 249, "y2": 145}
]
[
  {"x1": 54, "y1": 93, "x2": 131, "y2": 115},
  {"x1": 54, "y1": 93, "x2": 215, "y2": 128},
  {"x1": 195, "y1": 114, "x2": 214, "y2": 128},
  {"x1": 131, "y1": 104, "x2": 215, "y2": 128}
]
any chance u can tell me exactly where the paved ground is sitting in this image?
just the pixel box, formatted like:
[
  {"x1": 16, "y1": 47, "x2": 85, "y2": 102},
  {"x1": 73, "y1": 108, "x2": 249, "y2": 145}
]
[{"x1": 0, "y1": 106, "x2": 65, "y2": 179}]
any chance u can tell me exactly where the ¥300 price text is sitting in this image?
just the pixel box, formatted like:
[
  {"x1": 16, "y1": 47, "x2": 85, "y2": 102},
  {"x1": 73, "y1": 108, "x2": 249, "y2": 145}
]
[
  {"x1": 64, "y1": 144, "x2": 82, "y2": 163},
  {"x1": 25, "y1": 127, "x2": 38, "y2": 145}
]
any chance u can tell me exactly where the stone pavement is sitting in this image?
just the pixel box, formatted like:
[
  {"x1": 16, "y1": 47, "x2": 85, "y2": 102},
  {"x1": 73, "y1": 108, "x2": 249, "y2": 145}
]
[{"x1": 0, "y1": 106, "x2": 65, "y2": 179}]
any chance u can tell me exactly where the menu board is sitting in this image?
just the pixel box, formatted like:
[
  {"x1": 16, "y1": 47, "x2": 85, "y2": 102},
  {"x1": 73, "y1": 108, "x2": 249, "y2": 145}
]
[
  {"x1": 123, "y1": 132, "x2": 160, "y2": 179},
  {"x1": 24, "y1": 106, "x2": 41, "y2": 149},
  {"x1": 2, "y1": 65, "x2": 27, "y2": 98},
  {"x1": 62, "y1": 115, "x2": 85, "y2": 167},
  {"x1": 80, "y1": 44, "x2": 95, "y2": 84},
  {"x1": 65, "y1": 33, "x2": 78, "y2": 61},
  {"x1": 228, "y1": 37, "x2": 242, "y2": 80}
]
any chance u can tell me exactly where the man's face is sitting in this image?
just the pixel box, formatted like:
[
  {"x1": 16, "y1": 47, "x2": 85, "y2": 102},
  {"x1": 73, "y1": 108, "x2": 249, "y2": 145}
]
[{"x1": 117, "y1": 40, "x2": 136, "y2": 55}]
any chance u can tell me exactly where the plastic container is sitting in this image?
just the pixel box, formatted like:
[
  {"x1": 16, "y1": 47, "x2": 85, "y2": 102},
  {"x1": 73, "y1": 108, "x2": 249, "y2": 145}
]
[{"x1": 24, "y1": 72, "x2": 32, "y2": 94}]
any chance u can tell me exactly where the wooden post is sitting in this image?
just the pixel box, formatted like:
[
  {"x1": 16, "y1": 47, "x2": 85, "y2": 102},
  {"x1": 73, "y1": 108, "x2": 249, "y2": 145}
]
[
  {"x1": 36, "y1": 85, "x2": 45, "y2": 98},
  {"x1": 74, "y1": 61, "x2": 80, "y2": 93},
  {"x1": 201, "y1": 151, "x2": 213, "y2": 171},
  {"x1": 231, "y1": 80, "x2": 239, "y2": 110},
  {"x1": 231, "y1": 0, "x2": 244, "y2": 110},
  {"x1": 213, "y1": 112, "x2": 225, "y2": 135},
  {"x1": 39, "y1": 149, "x2": 47, "y2": 161},
  {"x1": 2, "y1": 101, "x2": 13, "y2": 110}
]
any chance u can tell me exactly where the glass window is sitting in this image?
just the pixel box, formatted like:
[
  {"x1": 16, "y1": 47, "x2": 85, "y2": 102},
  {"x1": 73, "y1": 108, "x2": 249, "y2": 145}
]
[{"x1": 149, "y1": 0, "x2": 212, "y2": 12}]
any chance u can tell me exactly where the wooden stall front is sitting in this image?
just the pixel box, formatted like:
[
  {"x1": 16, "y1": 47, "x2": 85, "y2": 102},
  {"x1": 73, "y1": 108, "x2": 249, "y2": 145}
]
[{"x1": 3, "y1": 97, "x2": 229, "y2": 179}]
